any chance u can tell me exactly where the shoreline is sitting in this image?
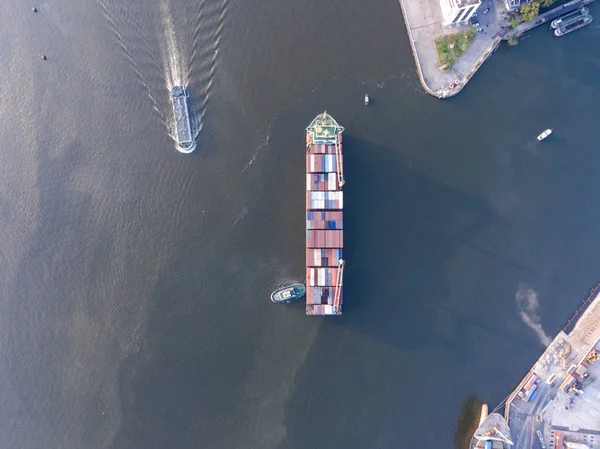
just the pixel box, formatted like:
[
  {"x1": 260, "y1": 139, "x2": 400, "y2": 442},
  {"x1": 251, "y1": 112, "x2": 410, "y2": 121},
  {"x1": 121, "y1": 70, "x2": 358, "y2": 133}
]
[
  {"x1": 398, "y1": 0, "x2": 596, "y2": 99},
  {"x1": 472, "y1": 281, "x2": 600, "y2": 449}
]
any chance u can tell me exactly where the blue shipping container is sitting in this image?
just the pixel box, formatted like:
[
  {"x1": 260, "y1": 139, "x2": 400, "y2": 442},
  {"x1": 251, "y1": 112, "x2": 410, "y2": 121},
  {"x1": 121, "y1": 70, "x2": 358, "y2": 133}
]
[
  {"x1": 530, "y1": 390, "x2": 538, "y2": 400},
  {"x1": 485, "y1": 441, "x2": 492, "y2": 449}
]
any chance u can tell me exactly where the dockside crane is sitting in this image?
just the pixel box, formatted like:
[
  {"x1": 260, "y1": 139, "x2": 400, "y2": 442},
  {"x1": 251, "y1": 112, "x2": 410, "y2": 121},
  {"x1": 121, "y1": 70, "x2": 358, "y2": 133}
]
[
  {"x1": 333, "y1": 258, "x2": 345, "y2": 310},
  {"x1": 335, "y1": 134, "x2": 344, "y2": 187}
]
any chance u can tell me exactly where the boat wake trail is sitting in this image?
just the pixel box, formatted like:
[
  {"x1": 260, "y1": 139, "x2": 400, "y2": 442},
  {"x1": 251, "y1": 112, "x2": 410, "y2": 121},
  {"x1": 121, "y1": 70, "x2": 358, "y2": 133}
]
[
  {"x1": 160, "y1": 0, "x2": 229, "y2": 143},
  {"x1": 516, "y1": 283, "x2": 552, "y2": 347},
  {"x1": 242, "y1": 123, "x2": 272, "y2": 174},
  {"x1": 189, "y1": 0, "x2": 229, "y2": 141},
  {"x1": 96, "y1": 0, "x2": 228, "y2": 148},
  {"x1": 94, "y1": 0, "x2": 166, "y2": 126},
  {"x1": 159, "y1": 0, "x2": 185, "y2": 88}
]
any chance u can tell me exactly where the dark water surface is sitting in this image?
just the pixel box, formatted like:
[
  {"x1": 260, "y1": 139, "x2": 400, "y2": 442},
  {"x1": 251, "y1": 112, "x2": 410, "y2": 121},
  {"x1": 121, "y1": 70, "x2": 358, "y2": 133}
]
[{"x1": 1, "y1": 0, "x2": 600, "y2": 447}]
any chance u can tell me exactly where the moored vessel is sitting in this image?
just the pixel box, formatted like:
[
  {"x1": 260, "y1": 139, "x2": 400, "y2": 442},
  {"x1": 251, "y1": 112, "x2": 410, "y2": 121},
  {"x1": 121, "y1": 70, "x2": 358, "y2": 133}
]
[
  {"x1": 469, "y1": 413, "x2": 513, "y2": 449},
  {"x1": 305, "y1": 112, "x2": 345, "y2": 316},
  {"x1": 554, "y1": 14, "x2": 593, "y2": 37},
  {"x1": 170, "y1": 86, "x2": 196, "y2": 153},
  {"x1": 550, "y1": 7, "x2": 588, "y2": 29},
  {"x1": 537, "y1": 128, "x2": 552, "y2": 141},
  {"x1": 271, "y1": 284, "x2": 306, "y2": 303}
]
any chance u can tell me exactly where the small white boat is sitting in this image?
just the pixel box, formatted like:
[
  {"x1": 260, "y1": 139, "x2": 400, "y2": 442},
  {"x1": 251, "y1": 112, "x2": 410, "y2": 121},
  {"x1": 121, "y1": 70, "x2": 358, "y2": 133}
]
[
  {"x1": 364, "y1": 94, "x2": 370, "y2": 106},
  {"x1": 537, "y1": 128, "x2": 552, "y2": 141}
]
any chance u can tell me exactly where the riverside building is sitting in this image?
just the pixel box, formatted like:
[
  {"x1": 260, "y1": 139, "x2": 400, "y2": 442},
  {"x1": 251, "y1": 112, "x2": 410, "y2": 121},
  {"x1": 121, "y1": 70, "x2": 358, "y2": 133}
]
[{"x1": 440, "y1": 0, "x2": 482, "y2": 26}]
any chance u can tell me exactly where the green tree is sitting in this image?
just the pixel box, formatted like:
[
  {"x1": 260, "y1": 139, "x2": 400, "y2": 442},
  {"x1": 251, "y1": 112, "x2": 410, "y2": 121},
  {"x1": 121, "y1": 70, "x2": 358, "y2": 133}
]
[
  {"x1": 539, "y1": 0, "x2": 556, "y2": 7},
  {"x1": 520, "y1": 2, "x2": 540, "y2": 22}
]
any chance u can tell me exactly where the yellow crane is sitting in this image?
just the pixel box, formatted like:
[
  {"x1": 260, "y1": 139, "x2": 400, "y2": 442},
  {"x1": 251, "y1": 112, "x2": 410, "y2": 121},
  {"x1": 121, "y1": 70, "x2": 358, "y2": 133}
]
[
  {"x1": 335, "y1": 134, "x2": 344, "y2": 187},
  {"x1": 333, "y1": 258, "x2": 345, "y2": 308}
]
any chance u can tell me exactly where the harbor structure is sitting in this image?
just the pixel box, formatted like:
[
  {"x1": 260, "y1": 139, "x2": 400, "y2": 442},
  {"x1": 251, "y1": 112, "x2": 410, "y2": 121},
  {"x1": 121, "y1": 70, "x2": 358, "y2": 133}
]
[
  {"x1": 504, "y1": 0, "x2": 527, "y2": 11},
  {"x1": 470, "y1": 413, "x2": 514, "y2": 449},
  {"x1": 440, "y1": 0, "x2": 481, "y2": 27},
  {"x1": 305, "y1": 112, "x2": 345, "y2": 316},
  {"x1": 483, "y1": 284, "x2": 600, "y2": 449}
]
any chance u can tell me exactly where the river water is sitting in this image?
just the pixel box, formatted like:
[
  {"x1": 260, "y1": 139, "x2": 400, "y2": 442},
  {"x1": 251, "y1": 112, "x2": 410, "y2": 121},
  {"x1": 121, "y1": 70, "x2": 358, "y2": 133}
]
[{"x1": 1, "y1": 0, "x2": 599, "y2": 447}]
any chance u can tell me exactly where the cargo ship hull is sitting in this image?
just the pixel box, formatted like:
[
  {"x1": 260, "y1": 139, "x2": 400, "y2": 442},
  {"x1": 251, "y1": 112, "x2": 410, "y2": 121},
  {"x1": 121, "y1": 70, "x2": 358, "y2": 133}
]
[{"x1": 305, "y1": 112, "x2": 345, "y2": 316}]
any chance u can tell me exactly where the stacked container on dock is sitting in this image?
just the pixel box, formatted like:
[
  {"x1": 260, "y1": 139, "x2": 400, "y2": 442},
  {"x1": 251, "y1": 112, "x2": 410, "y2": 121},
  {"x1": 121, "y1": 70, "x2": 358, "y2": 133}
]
[{"x1": 305, "y1": 112, "x2": 345, "y2": 315}]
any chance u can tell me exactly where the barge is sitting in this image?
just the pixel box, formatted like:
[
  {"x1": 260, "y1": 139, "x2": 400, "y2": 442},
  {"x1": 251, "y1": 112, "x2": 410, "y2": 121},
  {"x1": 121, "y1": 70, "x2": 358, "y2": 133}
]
[
  {"x1": 305, "y1": 112, "x2": 345, "y2": 316},
  {"x1": 550, "y1": 7, "x2": 589, "y2": 29},
  {"x1": 555, "y1": 14, "x2": 593, "y2": 36},
  {"x1": 170, "y1": 86, "x2": 196, "y2": 153}
]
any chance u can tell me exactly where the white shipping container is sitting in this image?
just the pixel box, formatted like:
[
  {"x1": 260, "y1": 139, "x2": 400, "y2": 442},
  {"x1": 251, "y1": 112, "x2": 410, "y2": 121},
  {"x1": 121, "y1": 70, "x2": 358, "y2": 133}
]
[
  {"x1": 328, "y1": 173, "x2": 337, "y2": 190},
  {"x1": 311, "y1": 200, "x2": 325, "y2": 209},
  {"x1": 318, "y1": 268, "x2": 325, "y2": 287}
]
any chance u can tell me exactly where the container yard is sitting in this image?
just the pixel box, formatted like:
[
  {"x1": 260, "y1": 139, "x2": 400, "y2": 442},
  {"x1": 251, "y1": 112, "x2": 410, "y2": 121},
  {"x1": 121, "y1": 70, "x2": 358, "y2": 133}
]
[{"x1": 305, "y1": 112, "x2": 345, "y2": 316}]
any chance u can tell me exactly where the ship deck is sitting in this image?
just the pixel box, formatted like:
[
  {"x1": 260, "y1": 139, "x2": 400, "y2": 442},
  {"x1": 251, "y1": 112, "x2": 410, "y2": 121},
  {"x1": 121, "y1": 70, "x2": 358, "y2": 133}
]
[
  {"x1": 305, "y1": 112, "x2": 344, "y2": 316},
  {"x1": 171, "y1": 86, "x2": 193, "y2": 146}
]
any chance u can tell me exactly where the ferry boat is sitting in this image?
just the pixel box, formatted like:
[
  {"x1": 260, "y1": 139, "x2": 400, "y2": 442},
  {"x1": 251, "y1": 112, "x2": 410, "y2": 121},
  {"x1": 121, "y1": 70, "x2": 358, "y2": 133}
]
[
  {"x1": 555, "y1": 14, "x2": 593, "y2": 37},
  {"x1": 270, "y1": 284, "x2": 306, "y2": 303},
  {"x1": 537, "y1": 128, "x2": 552, "y2": 141},
  {"x1": 170, "y1": 86, "x2": 196, "y2": 153},
  {"x1": 550, "y1": 7, "x2": 588, "y2": 29}
]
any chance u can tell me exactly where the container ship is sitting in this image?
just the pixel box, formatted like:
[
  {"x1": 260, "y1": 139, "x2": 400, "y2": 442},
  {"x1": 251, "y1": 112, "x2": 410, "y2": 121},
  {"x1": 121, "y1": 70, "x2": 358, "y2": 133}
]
[
  {"x1": 170, "y1": 86, "x2": 196, "y2": 154},
  {"x1": 305, "y1": 112, "x2": 345, "y2": 316}
]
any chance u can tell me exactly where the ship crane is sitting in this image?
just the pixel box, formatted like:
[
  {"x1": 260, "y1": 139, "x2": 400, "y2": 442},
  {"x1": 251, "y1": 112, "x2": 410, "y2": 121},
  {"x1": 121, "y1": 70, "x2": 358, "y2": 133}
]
[
  {"x1": 335, "y1": 135, "x2": 344, "y2": 187},
  {"x1": 333, "y1": 258, "x2": 345, "y2": 310}
]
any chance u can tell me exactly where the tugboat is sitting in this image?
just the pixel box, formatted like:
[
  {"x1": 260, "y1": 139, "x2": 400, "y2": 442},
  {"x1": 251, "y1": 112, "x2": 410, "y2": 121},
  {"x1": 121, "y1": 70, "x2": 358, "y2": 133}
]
[
  {"x1": 364, "y1": 94, "x2": 370, "y2": 106},
  {"x1": 537, "y1": 128, "x2": 553, "y2": 141},
  {"x1": 271, "y1": 283, "x2": 306, "y2": 303}
]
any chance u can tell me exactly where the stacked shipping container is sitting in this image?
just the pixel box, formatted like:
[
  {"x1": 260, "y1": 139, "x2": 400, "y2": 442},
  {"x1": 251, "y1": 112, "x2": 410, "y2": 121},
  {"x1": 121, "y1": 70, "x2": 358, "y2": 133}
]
[{"x1": 305, "y1": 112, "x2": 345, "y2": 316}]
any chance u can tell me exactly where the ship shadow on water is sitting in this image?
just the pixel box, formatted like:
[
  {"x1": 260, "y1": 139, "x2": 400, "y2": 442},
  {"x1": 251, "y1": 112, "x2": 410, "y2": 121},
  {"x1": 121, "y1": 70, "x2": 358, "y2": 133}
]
[
  {"x1": 334, "y1": 135, "x2": 518, "y2": 353},
  {"x1": 454, "y1": 396, "x2": 485, "y2": 449},
  {"x1": 279, "y1": 134, "x2": 529, "y2": 449}
]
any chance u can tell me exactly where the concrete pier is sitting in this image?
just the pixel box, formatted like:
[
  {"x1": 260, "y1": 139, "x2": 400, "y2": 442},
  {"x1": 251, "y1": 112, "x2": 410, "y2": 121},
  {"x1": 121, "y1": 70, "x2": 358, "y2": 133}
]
[
  {"x1": 508, "y1": 0, "x2": 596, "y2": 38},
  {"x1": 499, "y1": 287, "x2": 600, "y2": 449},
  {"x1": 398, "y1": 0, "x2": 597, "y2": 99},
  {"x1": 398, "y1": 0, "x2": 510, "y2": 98}
]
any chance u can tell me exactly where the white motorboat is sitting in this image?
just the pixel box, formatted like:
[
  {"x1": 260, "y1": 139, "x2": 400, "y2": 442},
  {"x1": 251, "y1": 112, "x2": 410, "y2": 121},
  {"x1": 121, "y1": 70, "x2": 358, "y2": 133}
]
[
  {"x1": 364, "y1": 94, "x2": 370, "y2": 106},
  {"x1": 537, "y1": 129, "x2": 552, "y2": 141}
]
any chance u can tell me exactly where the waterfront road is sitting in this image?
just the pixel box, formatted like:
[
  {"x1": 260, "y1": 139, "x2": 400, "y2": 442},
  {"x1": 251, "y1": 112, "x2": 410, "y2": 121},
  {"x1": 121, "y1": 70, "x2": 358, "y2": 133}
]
[{"x1": 508, "y1": 382, "x2": 556, "y2": 449}]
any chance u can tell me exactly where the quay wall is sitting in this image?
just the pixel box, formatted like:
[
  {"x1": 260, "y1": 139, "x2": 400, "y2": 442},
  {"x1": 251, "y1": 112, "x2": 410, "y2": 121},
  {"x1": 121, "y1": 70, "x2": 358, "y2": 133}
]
[
  {"x1": 507, "y1": 0, "x2": 597, "y2": 39},
  {"x1": 396, "y1": 0, "x2": 441, "y2": 98}
]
